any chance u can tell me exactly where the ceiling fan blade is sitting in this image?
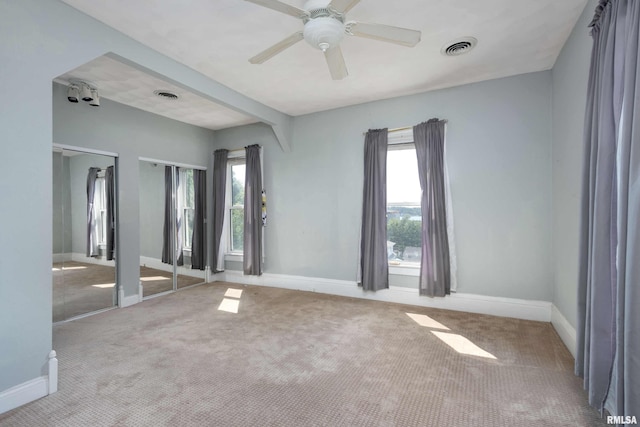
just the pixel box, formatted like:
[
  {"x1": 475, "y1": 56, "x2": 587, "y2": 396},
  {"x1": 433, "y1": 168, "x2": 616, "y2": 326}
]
[
  {"x1": 243, "y1": 0, "x2": 308, "y2": 19},
  {"x1": 324, "y1": 46, "x2": 348, "y2": 80},
  {"x1": 328, "y1": 0, "x2": 360, "y2": 14},
  {"x1": 348, "y1": 22, "x2": 421, "y2": 47},
  {"x1": 249, "y1": 32, "x2": 304, "y2": 64}
]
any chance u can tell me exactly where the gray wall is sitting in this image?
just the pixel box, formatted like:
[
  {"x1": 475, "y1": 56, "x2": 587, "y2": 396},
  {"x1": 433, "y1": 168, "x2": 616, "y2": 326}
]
[
  {"x1": 139, "y1": 161, "x2": 166, "y2": 260},
  {"x1": 215, "y1": 70, "x2": 554, "y2": 301},
  {"x1": 52, "y1": 153, "x2": 72, "y2": 255},
  {"x1": 68, "y1": 153, "x2": 115, "y2": 256},
  {"x1": 0, "y1": 0, "x2": 237, "y2": 392},
  {"x1": 551, "y1": 0, "x2": 596, "y2": 328}
]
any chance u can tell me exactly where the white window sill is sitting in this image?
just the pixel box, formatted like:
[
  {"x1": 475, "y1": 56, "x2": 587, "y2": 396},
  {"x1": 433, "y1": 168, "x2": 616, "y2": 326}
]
[
  {"x1": 225, "y1": 253, "x2": 243, "y2": 262},
  {"x1": 389, "y1": 263, "x2": 420, "y2": 276}
]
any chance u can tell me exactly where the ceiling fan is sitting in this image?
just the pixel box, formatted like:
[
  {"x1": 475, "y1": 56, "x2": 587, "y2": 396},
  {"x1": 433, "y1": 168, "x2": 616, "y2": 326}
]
[{"x1": 244, "y1": 0, "x2": 422, "y2": 80}]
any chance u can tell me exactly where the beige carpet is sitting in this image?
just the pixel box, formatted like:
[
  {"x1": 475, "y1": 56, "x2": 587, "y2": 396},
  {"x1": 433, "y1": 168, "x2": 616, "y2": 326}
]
[
  {"x1": 4, "y1": 283, "x2": 605, "y2": 426},
  {"x1": 53, "y1": 262, "x2": 205, "y2": 322},
  {"x1": 53, "y1": 261, "x2": 117, "y2": 322}
]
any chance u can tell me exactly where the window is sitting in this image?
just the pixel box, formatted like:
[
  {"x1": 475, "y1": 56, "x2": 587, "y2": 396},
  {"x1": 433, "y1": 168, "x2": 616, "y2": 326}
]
[
  {"x1": 179, "y1": 169, "x2": 195, "y2": 250},
  {"x1": 387, "y1": 143, "x2": 422, "y2": 267},
  {"x1": 228, "y1": 160, "x2": 245, "y2": 254},
  {"x1": 93, "y1": 176, "x2": 107, "y2": 245}
]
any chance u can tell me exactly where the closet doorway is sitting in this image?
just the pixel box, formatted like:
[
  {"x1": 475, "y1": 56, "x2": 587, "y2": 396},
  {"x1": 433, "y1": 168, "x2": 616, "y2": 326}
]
[
  {"x1": 139, "y1": 159, "x2": 207, "y2": 298},
  {"x1": 52, "y1": 146, "x2": 118, "y2": 322}
]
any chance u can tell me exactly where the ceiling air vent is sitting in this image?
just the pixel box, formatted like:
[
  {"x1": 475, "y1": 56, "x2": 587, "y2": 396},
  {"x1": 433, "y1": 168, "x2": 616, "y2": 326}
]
[
  {"x1": 441, "y1": 37, "x2": 477, "y2": 56},
  {"x1": 153, "y1": 90, "x2": 180, "y2": 100}
]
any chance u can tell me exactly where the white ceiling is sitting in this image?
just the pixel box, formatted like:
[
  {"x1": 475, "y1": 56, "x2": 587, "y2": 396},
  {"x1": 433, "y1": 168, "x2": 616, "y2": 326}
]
[
  {"x1": 56, "y1": 55, "x2": 257, "y2": 131},
  {"x1": 60, "y1": 0, "x2": 587, "y2": 120}
]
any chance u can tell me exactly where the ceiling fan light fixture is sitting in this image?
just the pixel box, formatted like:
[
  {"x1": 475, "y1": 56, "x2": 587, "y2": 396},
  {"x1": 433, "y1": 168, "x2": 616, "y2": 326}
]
[
  {"x1": 245, "y1": 0, "x2": 422, "y2": 80},
  {"x1": 89, "y1": 89, "x2": 100, "y2": 107},
  {"x1": 67, "y1": 80, "x2": 98, "y2": 104},
  {"x1": 80, "y1": 83, "x2": 94, "y2": 102},
  {"x1": 67, "y1": 84, "x2": 80, "y2": 103},
  {"x1": 303, "y1": 16, "x2": 345, "y2": 51}
]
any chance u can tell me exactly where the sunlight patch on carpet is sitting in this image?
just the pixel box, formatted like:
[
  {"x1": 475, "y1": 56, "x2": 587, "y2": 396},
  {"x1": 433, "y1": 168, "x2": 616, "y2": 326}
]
[
  {"x1": 218, "y1": 298, "x2": 240, "y2": 314},
  {"x1": 224, "y1": 288, "x2": 243, "y2": 298},
  {"x1": 91, "y1": 283, "x2": 115, "y2": 289},
  {"x1": 406, "y1": 313, "x2": 450, "y2": 330},
  {"x1": 431, "y1": 331, "x2": 497, "y2": 359},
  {"x1": 140, "y1": 276, "x2": 171, "y2": 281},
  {"x1": 52, "y1": 266, "x2": 88, "y2": 271}
]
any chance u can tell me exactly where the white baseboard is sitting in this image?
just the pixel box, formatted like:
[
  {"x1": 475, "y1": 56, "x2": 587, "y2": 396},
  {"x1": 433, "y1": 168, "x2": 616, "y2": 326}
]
[
  {"x1": 139, "y1": 256, "x2": 173, "y2": 273},
  {"x1": 0, "y1": 350, "x2": 57, "y2": 413},
  {"x1": 48, "y1": 351, "x2": 58, "y2": 395},
  {"x1": 551, "y1": 304, "x2": 576, "y2": 357},
  {"x1": 139, "y1": 256, "x2": 205, "y2": 280},
  {"x1": 0, "y1": 376, "x2": 48, "y2": 415},
  {"x1": 120, "y1": 290, "x2": 141, "y2": 308},
  {"x1": 119, "y1": 282, "x2": 144, "y2": 308},
  {"x1": 52, "y1": 253, "x2": 72, "y2": 263},
  {"x1": 217, "y1": 271, "x2": 552, "y2": 322},
  {"x1": 70, "y1": 253, "x2": 115, "y2": 267}
]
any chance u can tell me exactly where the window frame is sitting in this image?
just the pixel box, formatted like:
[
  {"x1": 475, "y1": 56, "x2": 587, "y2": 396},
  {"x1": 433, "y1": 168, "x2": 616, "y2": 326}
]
[
  {"x1": 225, "y1": 156, "x2": 246, "y2": 258},
  {"x1": 179, "y1": 169, "x2": 195, "y2": 251},
  {"x1": 94, "y1": 175, "x2": 107, "y2": 247},
  {"x1": 386, "y1": 131, "x2": 422, "y2": 275}
]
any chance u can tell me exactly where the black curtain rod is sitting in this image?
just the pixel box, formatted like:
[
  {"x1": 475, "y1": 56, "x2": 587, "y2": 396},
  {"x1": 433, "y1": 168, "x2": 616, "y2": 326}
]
[{"x1": 362, "y1": 119, "x2": 448, "y2": 135}]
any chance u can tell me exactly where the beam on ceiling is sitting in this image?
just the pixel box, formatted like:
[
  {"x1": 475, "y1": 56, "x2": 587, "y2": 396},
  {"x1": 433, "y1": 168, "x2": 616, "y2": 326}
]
[
  {"x1": 271, "y1": 121, "x2": 292, "y2": 153},
  {"x1": 106, "y1": 53, "x2": 293, "y2": 152}
]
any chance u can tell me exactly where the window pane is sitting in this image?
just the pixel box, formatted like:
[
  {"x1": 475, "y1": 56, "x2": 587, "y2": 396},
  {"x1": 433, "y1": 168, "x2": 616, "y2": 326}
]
[
  {"x1": 231, "y1": 164, "x2": 245, "y2": 206},
  {"x1": 93, "y1": 177, "x2": 106, "y2": 245},
  {"x1": 387, "y1": 214, "x2": 422, "y2": 263},
  {"x1": 387, "y1": 149, "x2": 421, "y2": 205},
  {"x1": 386, "y1": 148, "x2": 421, "y2": 264},
  {"x1": 98, "y1": 210, "x2": 106, "y2": 245},
  {"x1": 184, "y1": 208, "x2": 194, "y2": 249},
  {"x1": 231, "y1": 208, "x2": 244, "y2": 252},
  {"x1": 185, "y1": 169, "x2": 194, "y2": 208}
]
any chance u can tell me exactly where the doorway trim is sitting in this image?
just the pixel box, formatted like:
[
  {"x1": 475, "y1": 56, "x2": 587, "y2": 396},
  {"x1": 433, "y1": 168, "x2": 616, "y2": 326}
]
[{"x1": 53, "y1": 143, "x2": 119, "y2": 158}]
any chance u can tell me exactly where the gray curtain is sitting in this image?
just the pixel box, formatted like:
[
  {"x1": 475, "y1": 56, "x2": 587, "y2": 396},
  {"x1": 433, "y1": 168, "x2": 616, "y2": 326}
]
[
  {"x1": 359, "y1": 129, "x2": 389, "y2": 291},
  {"x1": 86, "y1": 167, "x2": 99, "y2": 257},
  {"x1": 105, "y1": 165, "x2": 115, "y2": 261},
  {"x1": 414, "y1": 119, "x2": 450, "y2": 297},
  {"x1": 175, "y1": 167, "x2": 184, "y2": 267},
  {"x1": 161, "y1": 166, "x2": 183, "y2": 266},
  {"x1": 577, "y1": 0, "x2": 639, "y2": 417},
  {"x1": 161, "y1": 166, "x2": 173, "y2": 264},
  {"x1": 191, "y1": 169, "x2": 206, "y2": 270},
  {"x1": 211, "y1": 149, "x2": 228, "y2": 273},
  {"x1": 243, "y1": 144, "x2": 262, "y2": 276}
]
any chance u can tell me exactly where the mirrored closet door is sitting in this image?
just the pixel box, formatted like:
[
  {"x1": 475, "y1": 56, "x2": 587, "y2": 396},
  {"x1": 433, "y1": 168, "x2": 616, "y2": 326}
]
[
  {"x1": 139, "y1": 159, "x2": 206, "y2": 299},
  {"x1": 52, "y1": 147, "x2": 118, "y2": 322}
]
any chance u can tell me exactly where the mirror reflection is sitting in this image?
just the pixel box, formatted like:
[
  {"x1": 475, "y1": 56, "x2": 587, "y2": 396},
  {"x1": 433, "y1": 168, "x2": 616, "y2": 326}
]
[
  {"x1": 139, "y1": 160, "x2": 206, "y2": 299},
  {"x1": 52, "y1": 148, "x2": 117, "y2": 322}
]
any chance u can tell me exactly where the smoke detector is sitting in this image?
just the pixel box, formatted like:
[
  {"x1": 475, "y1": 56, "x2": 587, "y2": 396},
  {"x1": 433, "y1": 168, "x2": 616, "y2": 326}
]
[
  {"x1": 153, "y1": 90, "x2": 180, "y2": 100},
  {"x1": 441, "y1": 37, "x2": 477, "y2": 56}
]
